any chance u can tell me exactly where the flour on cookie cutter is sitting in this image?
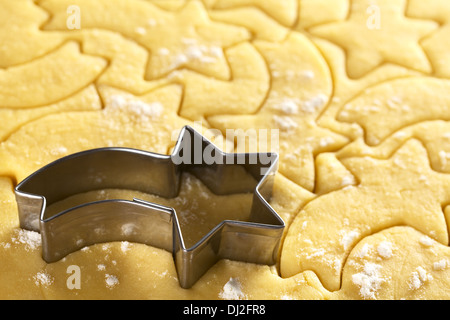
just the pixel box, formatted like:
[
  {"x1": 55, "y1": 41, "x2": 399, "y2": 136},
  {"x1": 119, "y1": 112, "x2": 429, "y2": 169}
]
[{"x1": 14, "y1": 125, "x2": 284, "y2": 288}]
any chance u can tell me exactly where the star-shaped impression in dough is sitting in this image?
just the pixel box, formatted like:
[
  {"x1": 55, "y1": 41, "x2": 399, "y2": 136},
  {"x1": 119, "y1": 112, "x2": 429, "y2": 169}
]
[{"x1": 310, "y1": 0, "x2": 438, "y2": 78}]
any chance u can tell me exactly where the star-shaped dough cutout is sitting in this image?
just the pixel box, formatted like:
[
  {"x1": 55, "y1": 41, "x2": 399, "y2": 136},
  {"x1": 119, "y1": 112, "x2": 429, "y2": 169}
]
[
  {"x1": 310, "y1": 0, "x2": 438, "y2": 78},
  {"x1": 312, "y1": 37, "x2": 420, "y2": 141},
  {"x1": 0, "y1": 0, "x2": 64, "y2": 67},
  {"x1": 0, "y1": 85, "x2": 101, "y2": 142},
  {"x1": 208, "y1": 33, "x2": 348, "y2": 192},
  {"x1": 173, "y1": 42, "x2": 270, "y2": 121},
  {"x1": 39, "y1": 0, "x2": 250, "y2": 81},
  {"x1": 0, "y1": 85, "x2": 197, "y2": 182},
  {"x1": 65, "y1": 29, "x2": 170, "y2": 95},
  {"x1": 209, "y1": 114, "x2": 349, "y2": 193},
  {"x1": 281, "y1": 139, "x2": 450, "y2": 291},
  {"x1": 0, "y1": 41, "x2": 106, "y2": 108},
  {"x1": 336, "y1": 120, "x2": 450, "y2": 176},
  {"x1": 337, "y1": 77, "x2": 450, "y2": 146},
  {"x1": 407, "y1": 0, "x2": 450, "y2": 78},
  {"x1": 337, "y1": 227, "x2": 450, "y2": 300}
]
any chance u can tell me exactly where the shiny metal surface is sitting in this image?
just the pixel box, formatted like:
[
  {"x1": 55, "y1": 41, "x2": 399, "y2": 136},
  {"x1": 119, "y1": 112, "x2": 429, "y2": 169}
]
[{"x1": 14, "y1": 125, "x2": 284, "y2": 289}]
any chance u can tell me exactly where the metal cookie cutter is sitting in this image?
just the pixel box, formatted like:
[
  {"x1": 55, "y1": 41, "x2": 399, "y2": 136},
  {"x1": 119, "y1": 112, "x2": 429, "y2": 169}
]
[{"x1": 14, "y1": 125, "x2": 284, "y2": 289}]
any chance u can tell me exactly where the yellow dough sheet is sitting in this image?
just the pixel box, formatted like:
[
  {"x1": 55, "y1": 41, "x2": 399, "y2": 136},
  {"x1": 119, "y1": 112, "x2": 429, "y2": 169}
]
[{"x1": 0, "y1": 0, "x2": 449, "y2": 300}]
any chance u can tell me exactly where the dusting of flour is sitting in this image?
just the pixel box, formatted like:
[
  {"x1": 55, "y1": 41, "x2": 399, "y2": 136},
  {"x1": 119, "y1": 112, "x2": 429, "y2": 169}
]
[
  {"x1": 219, "y1": 278, "x2": 246, "y2": 300},
  {"x1": 352, "y1": 262, "x2": 386, "y2": 300},
  {"x1": 1, "y1": 229, "x2": 42, "y2": 251},
  {"x1": 33, "y1": 271, "x2": 53, "y2": 287}
]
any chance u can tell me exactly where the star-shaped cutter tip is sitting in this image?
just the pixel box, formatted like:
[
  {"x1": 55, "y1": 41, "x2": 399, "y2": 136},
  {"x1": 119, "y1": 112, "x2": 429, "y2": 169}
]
[{"x1": 14, "y1": 125, "x2": 284, "y2": 288}]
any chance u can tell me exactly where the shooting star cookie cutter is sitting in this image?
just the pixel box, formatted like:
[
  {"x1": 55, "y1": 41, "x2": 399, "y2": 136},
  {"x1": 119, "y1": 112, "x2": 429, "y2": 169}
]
[{"x1": 14, "y1": 125, "x2": 284, "y2": 289}]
